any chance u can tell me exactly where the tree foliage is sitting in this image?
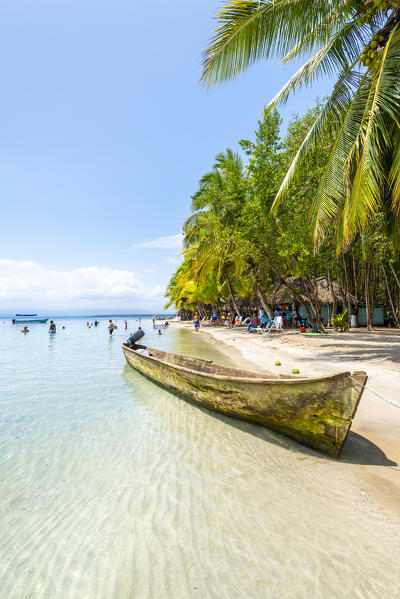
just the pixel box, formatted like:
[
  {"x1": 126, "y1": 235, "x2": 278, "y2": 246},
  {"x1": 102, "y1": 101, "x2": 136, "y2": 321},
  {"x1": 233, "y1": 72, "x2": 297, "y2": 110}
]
[
  {"x1": 201, "y1": 0, "x2": 400, "y2": 250},
  {"x1": 166, "y1": 103, "x2": 400, "y2": 330}
]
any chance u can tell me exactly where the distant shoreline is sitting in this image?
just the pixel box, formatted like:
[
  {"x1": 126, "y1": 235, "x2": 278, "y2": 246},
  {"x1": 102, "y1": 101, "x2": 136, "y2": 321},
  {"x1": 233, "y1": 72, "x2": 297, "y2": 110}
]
[{"x1": 1, "y1": 313, "x2": 172, "y2": 319}]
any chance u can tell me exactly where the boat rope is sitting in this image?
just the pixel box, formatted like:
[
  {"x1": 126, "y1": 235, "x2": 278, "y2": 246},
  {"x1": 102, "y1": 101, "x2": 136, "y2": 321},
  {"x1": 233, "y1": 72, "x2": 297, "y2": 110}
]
[{"x1": 349, "y1": 375, "x2": 400, "y2": 409}]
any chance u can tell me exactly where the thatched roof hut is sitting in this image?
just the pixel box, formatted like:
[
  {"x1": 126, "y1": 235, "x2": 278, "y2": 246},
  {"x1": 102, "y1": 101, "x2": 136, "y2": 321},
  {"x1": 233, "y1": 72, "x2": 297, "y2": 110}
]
[{"x1": 267, "y1": 276, "x2": 354, "y2": 306}]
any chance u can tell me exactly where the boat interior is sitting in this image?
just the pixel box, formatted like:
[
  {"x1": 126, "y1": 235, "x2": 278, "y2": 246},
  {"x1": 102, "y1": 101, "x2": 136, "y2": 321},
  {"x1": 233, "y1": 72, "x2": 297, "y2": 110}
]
[{"x1": 123, "y1": 343, "x2": 303, "y2": 380}]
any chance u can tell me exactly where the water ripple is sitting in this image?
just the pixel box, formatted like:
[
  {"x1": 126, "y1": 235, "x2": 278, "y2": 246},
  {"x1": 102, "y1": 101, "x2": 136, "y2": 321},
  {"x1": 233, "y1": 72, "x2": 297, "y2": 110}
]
[{"x1": 0, "y1": 318, "x2": 399, "y2": 598}]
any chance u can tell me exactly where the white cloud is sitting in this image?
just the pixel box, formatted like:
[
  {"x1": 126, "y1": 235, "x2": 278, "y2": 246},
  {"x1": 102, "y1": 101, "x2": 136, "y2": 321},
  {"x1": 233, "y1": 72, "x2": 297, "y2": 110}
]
[
  {"x1": 132, "y1": 234, "x2": 183, "y2": 249},
  {"x1": 0, "y1": 259, "x2": 165, "y2": 309}
]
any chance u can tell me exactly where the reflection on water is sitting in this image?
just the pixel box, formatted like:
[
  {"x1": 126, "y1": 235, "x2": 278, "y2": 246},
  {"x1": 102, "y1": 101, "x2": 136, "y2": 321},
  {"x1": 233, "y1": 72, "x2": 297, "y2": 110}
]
[{"x1": 0, "y1": 318, "x2": 399, "y2": 598}]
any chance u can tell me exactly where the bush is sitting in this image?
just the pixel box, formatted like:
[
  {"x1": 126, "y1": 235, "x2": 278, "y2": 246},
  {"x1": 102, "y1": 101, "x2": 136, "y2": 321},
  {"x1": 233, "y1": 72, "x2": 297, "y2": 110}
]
[{"x1": 332, "y1": 309, "x2": 349, "y2": 332}]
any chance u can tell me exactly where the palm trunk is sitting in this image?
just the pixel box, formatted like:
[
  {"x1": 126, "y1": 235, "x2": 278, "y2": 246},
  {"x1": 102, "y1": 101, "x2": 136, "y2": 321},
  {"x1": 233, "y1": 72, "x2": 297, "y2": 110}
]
[
  {"x1": 225, "y1": 277, "x2": 240, "y2": 316},
  {"x1": 327, "y1": 270, "x2": 337, "y2": 326},
  {"x1": 292, "y1": 301, "x2": 296, "y2": 328},
  {"x1": 304, "y1": 275, "x2": 324, "y2": 330},
  {"x1": 382, "y1": 264, "x2": 400, "y2": 328},
  {"x1": 342, "y1": 254, "x2": 352, "y2": 319},
  {"x1": 255, "y1": 283, "x2": 274, "y2": 319},
  {"x1": 365, "y1": 262, "x2": 374, "y2": 331},
  {"x1": 352, "y1": 254, "x2": 359, "y2": 303},
  {"x1": 388, "y1": 261, "x2": 400, "y2": 291}
]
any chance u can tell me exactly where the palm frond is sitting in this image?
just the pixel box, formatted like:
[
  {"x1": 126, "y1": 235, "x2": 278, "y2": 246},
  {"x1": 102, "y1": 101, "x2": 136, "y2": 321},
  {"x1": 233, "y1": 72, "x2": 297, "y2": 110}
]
[
  {"x1": 266, "y1": 20, "x2": 366, "y2": 111},
  {"x1": 271, "y1": 59, "x2": 366, "y2": 214},
  {"x1": 201, "y1": 0, "x2": 348, "y2": 86}
]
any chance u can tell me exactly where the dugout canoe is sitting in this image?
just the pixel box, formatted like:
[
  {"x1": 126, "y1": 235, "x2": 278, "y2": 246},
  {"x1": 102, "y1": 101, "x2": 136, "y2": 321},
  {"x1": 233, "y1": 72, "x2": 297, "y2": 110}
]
[{"x1": 122, "y1": 343, "x2": 367, "y2": 458}]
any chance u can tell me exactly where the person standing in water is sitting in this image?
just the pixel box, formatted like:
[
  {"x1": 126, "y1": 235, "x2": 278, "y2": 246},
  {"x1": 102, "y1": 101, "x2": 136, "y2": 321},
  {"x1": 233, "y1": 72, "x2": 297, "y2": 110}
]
[
  {"x1": 194, "y1": 312, "x2": 200, "y2": 332},
  {"x1": 108, "y1": 320, "x2": 117, "y2": 335},
  {"x1": 49, "y1": 321, "x2": 56, "y2": 333},
  {"x1": 124, "y1": 320, "x2": 128, "y2": 330}
]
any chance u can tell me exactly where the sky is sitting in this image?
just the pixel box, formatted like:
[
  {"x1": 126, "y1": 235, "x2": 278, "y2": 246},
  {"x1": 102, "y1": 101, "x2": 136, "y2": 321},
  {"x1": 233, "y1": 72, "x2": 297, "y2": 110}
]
[{"x1": 0, "y1": 0, "x2": 334, "y2": 314}]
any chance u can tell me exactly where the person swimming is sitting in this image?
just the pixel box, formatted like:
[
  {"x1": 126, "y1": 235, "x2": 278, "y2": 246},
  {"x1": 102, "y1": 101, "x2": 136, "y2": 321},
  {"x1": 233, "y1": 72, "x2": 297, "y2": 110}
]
[
  {"x1": 157, "y1": 330, "x2": 162, "y2": 335},
  {"x1": 21, "y1": 326, "x2": 29, "y2": 333}
]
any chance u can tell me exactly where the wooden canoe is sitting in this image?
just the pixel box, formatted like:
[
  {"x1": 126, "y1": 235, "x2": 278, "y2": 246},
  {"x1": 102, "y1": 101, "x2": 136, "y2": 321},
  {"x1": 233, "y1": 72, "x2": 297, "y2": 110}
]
[{"x1": 122, "y1": 343, "x2": 367, "y2": 458}]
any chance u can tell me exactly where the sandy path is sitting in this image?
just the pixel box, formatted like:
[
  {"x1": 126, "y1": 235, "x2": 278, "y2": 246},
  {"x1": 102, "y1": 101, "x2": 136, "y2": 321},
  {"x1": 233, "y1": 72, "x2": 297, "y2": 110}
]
[{"x1": 175, "y1": 323, "x2": 400, "y2": 521}]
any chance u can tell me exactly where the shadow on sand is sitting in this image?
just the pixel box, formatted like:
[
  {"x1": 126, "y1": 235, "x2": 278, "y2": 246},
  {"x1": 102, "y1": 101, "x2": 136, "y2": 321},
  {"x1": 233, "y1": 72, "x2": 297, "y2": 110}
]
[{"x1": 202, "y1": 407, "x2": 397, "y2": 466}]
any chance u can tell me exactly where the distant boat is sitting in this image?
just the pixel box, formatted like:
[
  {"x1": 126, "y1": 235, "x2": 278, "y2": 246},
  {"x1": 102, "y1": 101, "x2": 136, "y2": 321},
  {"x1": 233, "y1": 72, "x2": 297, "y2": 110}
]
[
  {"x1": 12, "y1": 317, "x2": 48, "y2": 324},
  {"x1": 16, "y1": 313, "x2": 38, "y2": 317},
  {"x1": 153, "y1": 320, "x2": 168, "y2": 330},
  {"x1": 122, "y1": 342, "x2": 367, "y2": 458}
]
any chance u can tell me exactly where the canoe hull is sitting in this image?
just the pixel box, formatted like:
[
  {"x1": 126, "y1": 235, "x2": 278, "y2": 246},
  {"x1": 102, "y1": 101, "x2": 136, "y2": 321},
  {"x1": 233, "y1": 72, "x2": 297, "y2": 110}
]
[
  {"x1": 12, "y1": 318, "x2": 48, "y2": 324},
  {"x1": 122, "y1": 344, "x2": 366, "y2": 458}
]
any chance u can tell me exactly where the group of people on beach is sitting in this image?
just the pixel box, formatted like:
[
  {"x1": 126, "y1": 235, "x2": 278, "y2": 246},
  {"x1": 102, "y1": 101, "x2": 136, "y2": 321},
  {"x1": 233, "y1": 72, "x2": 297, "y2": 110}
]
[{"x1": 193, "y1": 307, "x2": 314, "y2": 332}]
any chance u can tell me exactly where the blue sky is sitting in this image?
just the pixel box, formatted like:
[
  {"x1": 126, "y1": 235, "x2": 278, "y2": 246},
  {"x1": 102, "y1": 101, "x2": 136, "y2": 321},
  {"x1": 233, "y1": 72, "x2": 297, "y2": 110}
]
[{"x1": 0, "y1": 0, "x2": 333, "y2": 313}]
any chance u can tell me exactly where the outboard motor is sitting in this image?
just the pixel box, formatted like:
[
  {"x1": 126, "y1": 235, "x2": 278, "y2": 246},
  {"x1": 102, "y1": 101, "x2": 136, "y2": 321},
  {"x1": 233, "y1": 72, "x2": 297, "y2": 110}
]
[{"x1": 126, "y1": 328, "x2": 145, "y2": 349}]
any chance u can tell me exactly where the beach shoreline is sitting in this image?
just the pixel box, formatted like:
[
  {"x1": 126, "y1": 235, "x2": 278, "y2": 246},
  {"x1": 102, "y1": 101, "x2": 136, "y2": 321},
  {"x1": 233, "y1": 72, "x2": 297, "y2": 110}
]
[{"x1": 175, "y1": 321, "x2": 400, "y2": 522}]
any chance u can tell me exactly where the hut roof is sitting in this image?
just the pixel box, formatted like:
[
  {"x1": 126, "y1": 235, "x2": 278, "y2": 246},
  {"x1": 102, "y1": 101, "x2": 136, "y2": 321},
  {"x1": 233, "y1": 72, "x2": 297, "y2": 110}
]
[{"x1": 267, "y1": 276, "x2": 354, "y2": 305}]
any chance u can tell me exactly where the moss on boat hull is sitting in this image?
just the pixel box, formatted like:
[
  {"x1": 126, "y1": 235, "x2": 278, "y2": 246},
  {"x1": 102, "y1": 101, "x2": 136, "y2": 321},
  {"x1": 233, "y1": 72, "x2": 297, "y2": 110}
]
[{"x1": 122, "y1": 344, "x2": 367, "y2": 458}]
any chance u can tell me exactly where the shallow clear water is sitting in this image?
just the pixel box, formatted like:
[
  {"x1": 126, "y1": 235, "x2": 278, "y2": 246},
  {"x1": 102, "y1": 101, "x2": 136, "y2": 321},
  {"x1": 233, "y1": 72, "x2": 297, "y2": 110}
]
[{"x1": 1, "y1": 317, "x2": 399, "y2": 598}]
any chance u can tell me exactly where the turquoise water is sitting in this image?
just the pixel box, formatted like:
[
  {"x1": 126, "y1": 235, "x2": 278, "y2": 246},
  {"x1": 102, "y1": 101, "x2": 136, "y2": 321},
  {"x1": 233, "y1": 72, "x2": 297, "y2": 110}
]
[{"x1": 1, "y1": 317, "x2": 400, "y2": 598}]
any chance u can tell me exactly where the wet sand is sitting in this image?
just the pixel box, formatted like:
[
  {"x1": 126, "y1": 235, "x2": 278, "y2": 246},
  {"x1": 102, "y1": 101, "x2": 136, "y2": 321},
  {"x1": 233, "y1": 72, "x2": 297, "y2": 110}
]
[{"x1": 177, "y1": 323, "x2": 400, "y2": 522}]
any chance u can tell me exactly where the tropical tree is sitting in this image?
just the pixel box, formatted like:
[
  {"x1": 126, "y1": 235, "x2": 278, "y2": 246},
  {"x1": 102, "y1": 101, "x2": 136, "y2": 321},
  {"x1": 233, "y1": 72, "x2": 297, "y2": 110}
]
[
  {"x1": 201, "y1": 0, "x2": 400, "y2": 250},
  {"x1": 184, "y1": 149, "x2": 249, "y2": 314},
  {"x1": 166, "y1": 102, "x2": 400, "y2": 329}
]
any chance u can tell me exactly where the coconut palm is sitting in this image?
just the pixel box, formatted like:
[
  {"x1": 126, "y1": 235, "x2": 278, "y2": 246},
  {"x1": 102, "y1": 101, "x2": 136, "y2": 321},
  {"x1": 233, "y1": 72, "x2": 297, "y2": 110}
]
[
  {"x1": 183, "y1": 150, "x2": 248, "y2": 314},
  {"x1": 165, "y1": 149, "x2": 252, "y2": 314},
  {"x1": 201, "y1": 0, "x2": 400, "y2": 249}
]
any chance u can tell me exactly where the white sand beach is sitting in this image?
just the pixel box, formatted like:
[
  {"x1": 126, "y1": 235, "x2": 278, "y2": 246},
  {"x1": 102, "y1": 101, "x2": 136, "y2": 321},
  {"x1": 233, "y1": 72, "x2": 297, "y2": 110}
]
[{"x1": 176, "y1": 322, "x2": 400, "y2": 521}]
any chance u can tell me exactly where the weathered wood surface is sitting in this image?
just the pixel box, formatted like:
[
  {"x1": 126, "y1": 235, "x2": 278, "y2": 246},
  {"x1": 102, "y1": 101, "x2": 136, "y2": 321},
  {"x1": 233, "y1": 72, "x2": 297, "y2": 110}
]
[{"x1": 122, "y1": 343, "x2": 367, "y2": 458}]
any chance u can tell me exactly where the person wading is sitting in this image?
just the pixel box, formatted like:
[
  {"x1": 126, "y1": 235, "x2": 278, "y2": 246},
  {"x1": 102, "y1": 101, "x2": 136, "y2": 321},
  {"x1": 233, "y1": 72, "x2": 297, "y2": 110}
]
[{"x1": 108, "y1": 320, "x2": 117, "y2": 336}]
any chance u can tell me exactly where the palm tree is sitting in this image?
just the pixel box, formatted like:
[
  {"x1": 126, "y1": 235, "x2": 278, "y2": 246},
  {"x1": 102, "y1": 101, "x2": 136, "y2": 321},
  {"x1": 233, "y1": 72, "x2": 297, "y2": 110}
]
[
  {"x1": 165, "y1": 149, "x2": 250, "y2": 315},
  {"x1": 184, "y1": 149, "x2": 249, "y2": 314},
  {"x1": 201, "y1": 0, "x2": 400, "y2": 250}
]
